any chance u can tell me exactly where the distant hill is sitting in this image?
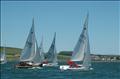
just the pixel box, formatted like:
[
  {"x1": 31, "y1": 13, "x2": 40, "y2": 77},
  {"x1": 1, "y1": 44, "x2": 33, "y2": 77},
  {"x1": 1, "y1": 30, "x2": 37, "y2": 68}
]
[
  {"x1": 58, "y1": 51, "x2": 120, "y2": 62},
  {"x1": 0, "y1": 46, "x2": 22, "y2": 55},
  {"x1": 58, "y1": 51, "x2": 72, "y2": 56},
  {"x1": 0, "y1": 47, "x2": 22, "y2": 61},
  {"x1": 0, "y1": 47, "x2": 120, "y2": 62}
]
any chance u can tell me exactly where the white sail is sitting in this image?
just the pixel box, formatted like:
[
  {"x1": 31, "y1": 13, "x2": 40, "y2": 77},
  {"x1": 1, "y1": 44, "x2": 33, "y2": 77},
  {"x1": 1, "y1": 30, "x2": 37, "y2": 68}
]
[
  {"x1": 71, "y1": 13, "x2": 90, "y2": 62},
  {"x1": 82, "y1": 39, "x2": 91, "y2": 69},
  {"x1": 20, "y1": 19, "x2": 36, "y2": 62},
  {"x1": 31, "y1": 39, "x2": 42, "y2": 64},
  {"x1": 0, "y1": 53, "x2": 6, "y2": 61},
  {"x1": 0, "y1": 53, "x2": 4, "y2": 61},
  {"x1": 39, "y1": 37, "x2": 45, "y2": 63},
  {"x1": 46, "y1": 33, "x2": 57, "y2": 64}
]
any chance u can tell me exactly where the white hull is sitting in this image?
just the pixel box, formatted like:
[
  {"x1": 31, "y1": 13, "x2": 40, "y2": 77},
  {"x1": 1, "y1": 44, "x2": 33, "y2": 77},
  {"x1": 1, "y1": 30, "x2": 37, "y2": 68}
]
[
  {"x1": 59, "y1": 65, "x2": 93, "y2": 71},
  {"x1": 0, "y1": 59, "x2": 7, "y2": 64},
  {"x1": 0, "y1": 61, "x2": 6, "y2": 64},
  {"x1": 27, "y1": 62, "x2": 41, "y2": 66},
  {"x1": 29, "y1": 67, "x2": 42, "y2": 69},
  {"x1": 43, "y1": 63, "x2": 58, "y2": 67}
]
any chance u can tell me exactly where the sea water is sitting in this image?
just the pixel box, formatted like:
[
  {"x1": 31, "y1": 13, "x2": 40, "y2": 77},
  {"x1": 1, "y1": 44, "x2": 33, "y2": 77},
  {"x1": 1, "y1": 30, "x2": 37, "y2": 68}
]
[{"x1": 1, "y1": 61, "x2": 120, "y2": 79}]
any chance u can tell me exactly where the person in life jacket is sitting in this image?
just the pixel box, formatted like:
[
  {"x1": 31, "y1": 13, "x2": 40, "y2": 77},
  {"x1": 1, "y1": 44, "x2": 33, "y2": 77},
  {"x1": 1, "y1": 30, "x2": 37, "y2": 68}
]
[
  {"x1": 42, "y1": 60, "x2": 48, "y2": 64},
  {"x1": 67, "y1": 60, "x2": 78, "y2": 68}
]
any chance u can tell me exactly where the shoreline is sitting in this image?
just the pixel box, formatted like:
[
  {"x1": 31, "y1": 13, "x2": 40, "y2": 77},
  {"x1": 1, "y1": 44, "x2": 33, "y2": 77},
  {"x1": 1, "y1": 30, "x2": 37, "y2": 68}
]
[{"x1": 6, "y1": 59, "x2": 120, "y2": 63}]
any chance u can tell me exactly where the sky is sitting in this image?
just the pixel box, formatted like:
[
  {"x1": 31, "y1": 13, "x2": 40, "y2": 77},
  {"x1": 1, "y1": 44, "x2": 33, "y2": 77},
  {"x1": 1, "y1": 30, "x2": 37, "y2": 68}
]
[{"x1": 1, "y1": 1, "x2": 119, "y2": 55}]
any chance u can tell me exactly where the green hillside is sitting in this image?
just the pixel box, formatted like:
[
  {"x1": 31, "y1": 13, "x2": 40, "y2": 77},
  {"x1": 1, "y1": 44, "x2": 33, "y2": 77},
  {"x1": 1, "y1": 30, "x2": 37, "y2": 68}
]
[
  {"x1": 0, "y1": 47, "x2": 120, "y2": 62},
  {"x1": 0, "y1": 47, "x2": 71, "y2": 61},
  {"x1": 0, "y1": 47, "x2": 22, "y2": 55},
  {"x1": 58, "y1": 51, "x2": 72, "y2": 56},
  {"x1": 0, "y1": 47, "x2": 22, "y2": 61}
]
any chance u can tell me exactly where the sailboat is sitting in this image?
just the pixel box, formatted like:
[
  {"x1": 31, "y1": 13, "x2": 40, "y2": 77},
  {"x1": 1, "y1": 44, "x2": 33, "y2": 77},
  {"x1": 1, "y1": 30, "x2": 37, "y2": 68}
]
[
  {"x1": 16, "y1": 19, "x2": 43, "y2": 68},
  {"x1": 43, "y1": 33, "x2": 58, "y2": 67},
  {"x1": 60, "y1": 14, "x2": 93, "y2": 71},
  {"x1": 0, "y1": 46, "x2": 7, "y2": 64}
]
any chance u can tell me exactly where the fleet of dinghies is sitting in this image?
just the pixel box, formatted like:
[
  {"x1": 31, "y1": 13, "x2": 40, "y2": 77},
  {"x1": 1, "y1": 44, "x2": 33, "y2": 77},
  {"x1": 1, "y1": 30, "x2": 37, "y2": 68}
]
[
  {"x1": 15, "y1": 13, "x2": 93, "y2": 71},
  {"x1": 16, "y1": 19, "x2": 58, "y2": 68}
]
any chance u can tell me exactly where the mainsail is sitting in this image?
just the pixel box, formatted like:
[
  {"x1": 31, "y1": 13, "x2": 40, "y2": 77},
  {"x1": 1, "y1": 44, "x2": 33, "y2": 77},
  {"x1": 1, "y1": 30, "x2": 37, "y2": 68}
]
[
  {"x1": 71, "y1": 13, "x2": 91, "y2": 69},
  {"x1": 39, "y1": 37, "x2": 45, "y2": 63},
  {"x1": 46, "y1": 33, "x2": 57, "y2": 64},
  {"x1": 20, "y1": 19, "x2": 37, "y2": 62}
]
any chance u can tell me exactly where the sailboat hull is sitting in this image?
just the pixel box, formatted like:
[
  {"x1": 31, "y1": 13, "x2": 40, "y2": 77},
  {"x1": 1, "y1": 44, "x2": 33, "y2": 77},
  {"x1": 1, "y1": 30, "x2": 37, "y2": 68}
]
[
  {"x1": 0, "y1": 60, "x2": 6, "y2": 64},
  {"x1": 59, "y1": 65, "x2": 93, "y2": 71},
  {"x1": 15, "y1": 62, "x2": 43, "y2": 68},
  {"x1": 43, "y1": 63, "x2": 58, "y2": 67},
  {"x1": 16, "y1": 64, "x2": 43, "y2": 68}
]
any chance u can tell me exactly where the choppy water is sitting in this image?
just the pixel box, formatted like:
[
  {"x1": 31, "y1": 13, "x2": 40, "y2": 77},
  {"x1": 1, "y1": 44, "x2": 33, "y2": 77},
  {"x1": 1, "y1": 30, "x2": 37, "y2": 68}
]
[{"x1": 1, "y1": 61, "x2": 120, "y2": 79}]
